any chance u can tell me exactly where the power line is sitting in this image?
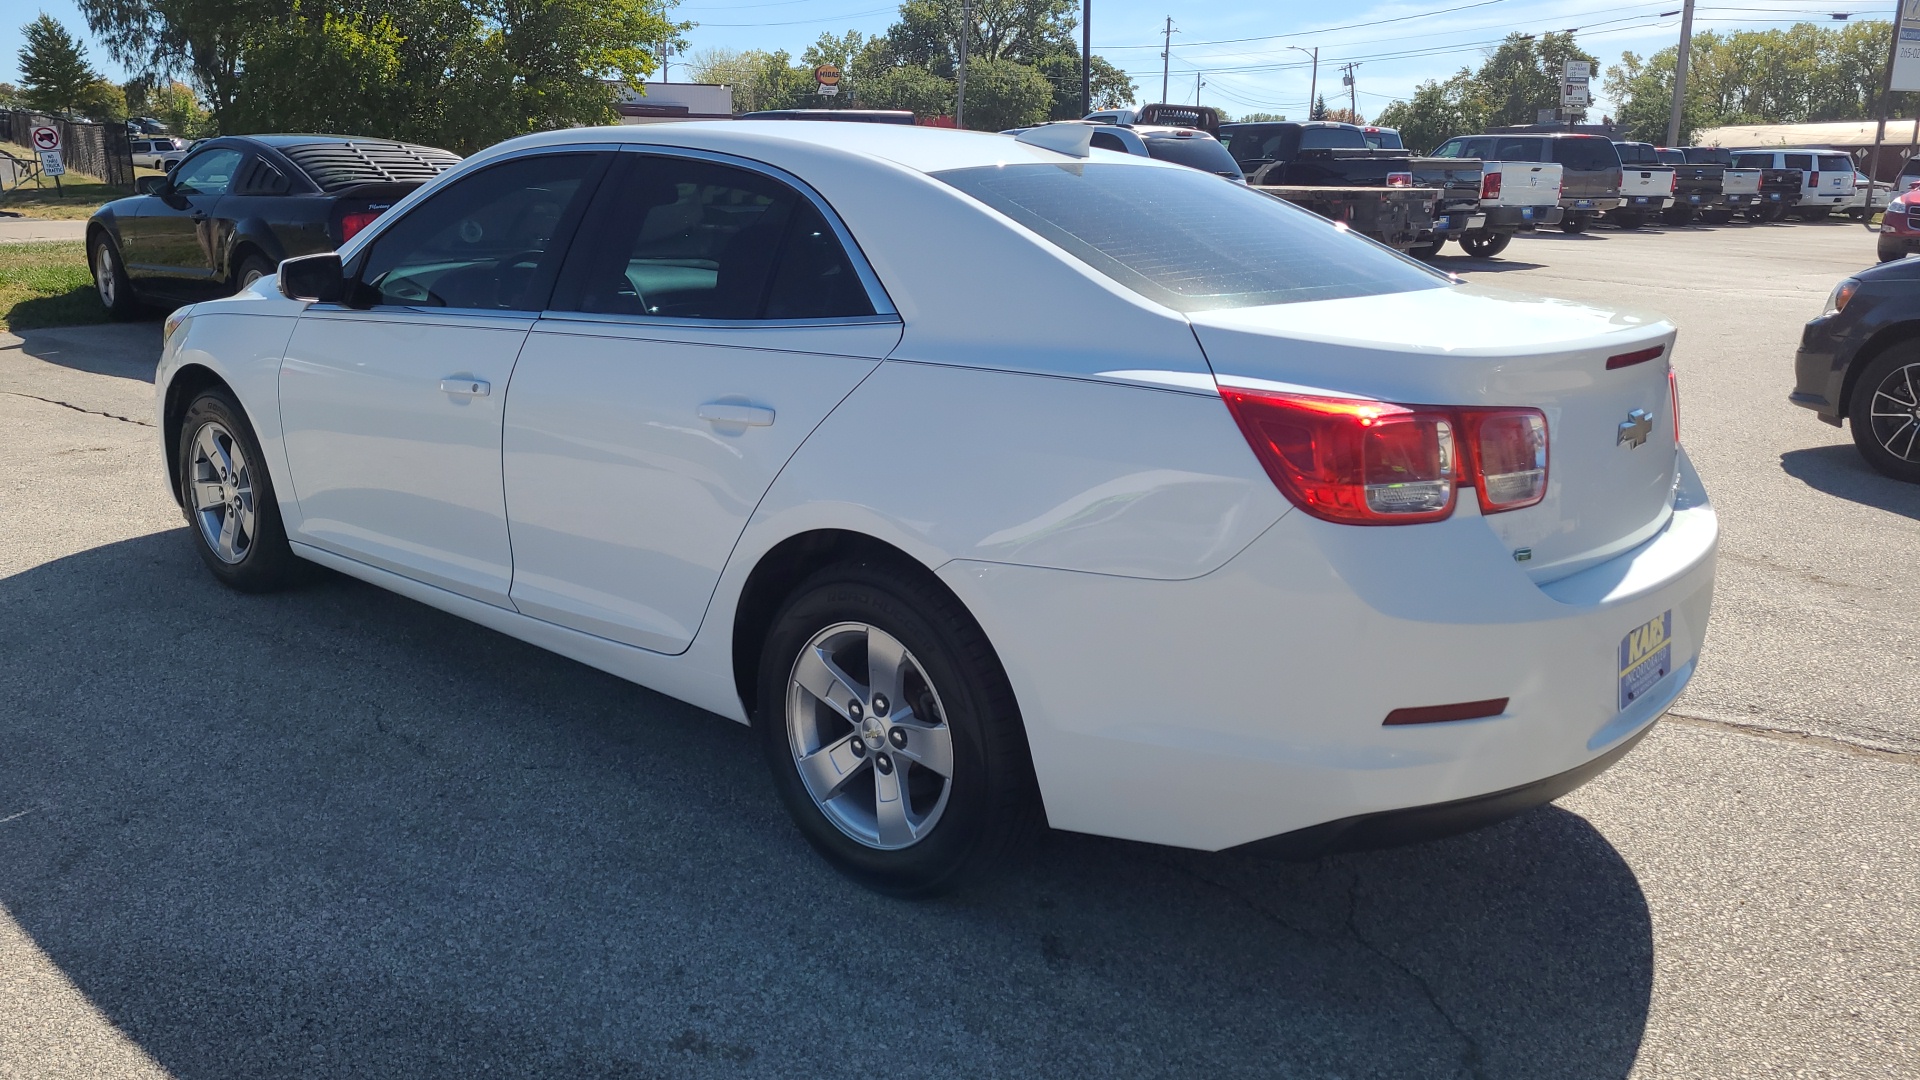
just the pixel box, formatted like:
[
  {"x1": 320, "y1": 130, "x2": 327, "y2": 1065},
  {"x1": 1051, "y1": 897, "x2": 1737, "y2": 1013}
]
[{"x1": 1097, "y1": 0, "x2": 1509, "y2": 50}]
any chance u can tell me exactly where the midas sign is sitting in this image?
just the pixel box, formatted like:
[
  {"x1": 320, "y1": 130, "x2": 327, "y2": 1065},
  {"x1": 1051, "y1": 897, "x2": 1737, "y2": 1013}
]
[{"x1": 814, "y1": 64, "x2": 841, "y2": 87}]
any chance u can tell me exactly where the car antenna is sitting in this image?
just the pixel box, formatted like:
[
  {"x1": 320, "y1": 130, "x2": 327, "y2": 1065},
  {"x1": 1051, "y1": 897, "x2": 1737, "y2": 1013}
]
[{"x1": 1015, "y1": 123, "x2": 1094, "y2": 158}]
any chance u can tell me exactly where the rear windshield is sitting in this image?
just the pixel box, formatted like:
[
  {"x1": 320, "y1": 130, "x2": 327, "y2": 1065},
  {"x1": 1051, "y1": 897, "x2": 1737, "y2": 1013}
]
[
  {"x1": 1301, "y1": 126, "x2": 1367, "y2": 150},
  {"x1": 1819, "y1": 155, "x2": 1852, "y2": 173},
  {"x1": 1142, "y1": 135, "x2": 1244, "y2": 178},
  {"x1": 1551, "y1": 138, "x2": 1620, "y2": 171},
  {"x1": 1656, "y1": 149, "x2": 1685, "y2": 165},
  {"x1": 1364, "y1": 129, "x2": 1404, "y2": 150},
  {"x1": 1733, "y1": 153, "x2": 1772, "y2": 169},
  {"x1": 1685, "y1": 147, "x2": 1732, "y2": 165},
  {"x1": 935, "y1": 162, "x2": 1448, "y2": 312},
  {"x1": 1615, "y1": 142, "x2": 1659, "y2": 165}
]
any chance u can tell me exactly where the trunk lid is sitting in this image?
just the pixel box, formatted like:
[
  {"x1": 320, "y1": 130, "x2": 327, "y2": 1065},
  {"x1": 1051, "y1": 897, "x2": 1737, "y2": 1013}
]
[
  {"x1": 1721, "y1": 168, "x2": 1761, "y2": 195},
  {"x1": 1481, "y1": 161, "x2": 1562, "y2": 207},
  {"x1": 1620, "y1": 168, "x2": 1675, "y2": 197},
  {"x1": 1189, "y1": 285, "x2": 1679, "y2": 581}
]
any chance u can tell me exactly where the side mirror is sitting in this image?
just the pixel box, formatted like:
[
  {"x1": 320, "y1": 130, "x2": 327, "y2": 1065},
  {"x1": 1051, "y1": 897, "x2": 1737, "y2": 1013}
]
[
  {"x1": 278, "y1": 252, "x2": 345, "y2": 303},
  {"x1": 135, "y1": 175, "x2": 169, "y2": 195}
]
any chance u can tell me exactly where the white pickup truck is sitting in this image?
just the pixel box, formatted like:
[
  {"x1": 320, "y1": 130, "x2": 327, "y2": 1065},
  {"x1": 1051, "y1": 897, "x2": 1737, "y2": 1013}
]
[
  {"x1": 1424, "y1": 159, "x2": 1564, "y2": 258},
  {"x1": 1609, "y1": 142, "x2": 1677, "y2": 228}
]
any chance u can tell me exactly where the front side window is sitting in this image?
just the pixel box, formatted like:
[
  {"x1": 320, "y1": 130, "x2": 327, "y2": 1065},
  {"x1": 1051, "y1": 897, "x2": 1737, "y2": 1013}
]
[
  {"x1": 170, "y1": 148, "x2": 243, "y2": 196},
  {"x1": 1432, "y1": 138, "x2": 1469, "y2": 158},
  {"x1": 356, "y1": 153, "x2": 602, "y2": 311},
  {"x1": 936, "y1": 162, "x2": 1448, "y2": 312},
  {"x1": 552, "y1": 155, "x2": 875, "y2": 321}
]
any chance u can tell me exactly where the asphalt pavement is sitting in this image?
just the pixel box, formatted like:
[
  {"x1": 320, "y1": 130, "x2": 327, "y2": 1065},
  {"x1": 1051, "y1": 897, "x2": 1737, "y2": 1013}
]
[{"x1": 0, "y1": 219, "x2": 1915, "y2": 1078}]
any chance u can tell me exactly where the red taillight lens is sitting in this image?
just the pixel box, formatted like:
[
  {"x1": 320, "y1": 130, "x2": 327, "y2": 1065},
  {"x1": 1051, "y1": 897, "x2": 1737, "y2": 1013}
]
[
  {"x1": 1668, "y1": 171, "x2": 1677, "y2": 192},
  {"x1": 1219, "y1": 388, "x2": 1456, "y2": 524},
  {"x1": 1669, "y1": 369, "x2": 1680, "y2": 445},
  {"x1": 1221, "y1": 388, "x2": 1551, "y2": 524},
  {"x1": 1481, "y1": 170, "x2": 1502, "y2": 200},
  {"x1": 1459, "y1": 409, "x2": 1548, "y2": 513},
  {"x1": 339, "y1": 210, "x2": 381, "y2": 242},
  {"x1": 1386, "y1": 171, "x2": 1413, "y2": 187}
]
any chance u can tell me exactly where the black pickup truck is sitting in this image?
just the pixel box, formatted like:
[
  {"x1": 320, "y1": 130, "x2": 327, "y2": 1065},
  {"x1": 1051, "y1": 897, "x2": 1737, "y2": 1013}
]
[
  {"x1": 1655, "y1": 147, "x2": 1724, "y2": 225},
  {"x1": 1218, "y1": 121, "x2": 1460, "y2": 251}
]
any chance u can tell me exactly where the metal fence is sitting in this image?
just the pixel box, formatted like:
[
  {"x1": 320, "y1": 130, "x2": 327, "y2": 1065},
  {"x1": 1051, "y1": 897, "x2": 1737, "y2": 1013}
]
[{"x1": 0, "y1": 111, "x2": 134, "y2": 190}]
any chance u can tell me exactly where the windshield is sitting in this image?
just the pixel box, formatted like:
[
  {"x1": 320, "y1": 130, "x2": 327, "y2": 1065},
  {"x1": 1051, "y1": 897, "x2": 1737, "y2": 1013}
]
[
  {"x1": 1143, "y1": 135, "x2": 1244, "y2": 178},
  {"x1": 935, "y1": 162, "x2": 1448, "y2": 312},
  {"x1": 1685, "y1": 147, "x2": 1731, "y2": 165},
  {"x1": 1657, "y1": 149, "x2": 1685, "y2": 165}
]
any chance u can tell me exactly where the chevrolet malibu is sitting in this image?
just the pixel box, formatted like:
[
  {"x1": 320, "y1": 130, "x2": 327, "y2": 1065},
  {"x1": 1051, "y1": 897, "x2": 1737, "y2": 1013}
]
[{"x1": 155, "y1": 122, "x2": 1717, "y2": 895}]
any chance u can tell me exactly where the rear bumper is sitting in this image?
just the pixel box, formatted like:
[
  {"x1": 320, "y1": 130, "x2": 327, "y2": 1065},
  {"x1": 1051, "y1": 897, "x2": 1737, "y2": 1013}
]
[
  {"x1": 1726, "y1": 192, "x2": 1796, "y2": 207},
  {"x1": 1432, "y1": 205, "x2": 1545, "y2": 236},
  {"x1": 942, "y1": 451, "x2": 1718, "y2": 852},
  {"x1": 1562, "y1": 196, "x2": 1621, "y2": 213},
  {"x1": 1617, "y1": 194, "x2": 1673, "y2": 210}
]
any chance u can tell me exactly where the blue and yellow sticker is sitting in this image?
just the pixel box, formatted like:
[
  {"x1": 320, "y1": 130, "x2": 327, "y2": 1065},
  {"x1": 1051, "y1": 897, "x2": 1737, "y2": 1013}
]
[{"x1": 1618, "y1": 610, "x2": 1673, "y2": 712}]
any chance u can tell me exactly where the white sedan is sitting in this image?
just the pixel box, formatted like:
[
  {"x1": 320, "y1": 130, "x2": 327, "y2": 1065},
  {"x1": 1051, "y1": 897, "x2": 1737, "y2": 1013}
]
[{"x1": 155, "y1": 121, "x2": 1717, "y2": 894}]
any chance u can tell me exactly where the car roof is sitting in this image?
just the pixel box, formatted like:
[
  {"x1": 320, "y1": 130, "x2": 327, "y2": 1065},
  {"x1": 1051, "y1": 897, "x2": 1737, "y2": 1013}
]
[{"x1": 466, "y1": 121, "x2": 1188, "y2": 178}]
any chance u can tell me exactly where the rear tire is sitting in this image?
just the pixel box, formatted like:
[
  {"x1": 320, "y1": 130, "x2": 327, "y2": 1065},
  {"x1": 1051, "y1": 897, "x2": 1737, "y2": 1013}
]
[
  {"x1": 1609, "y1": 210, "x2": 1646, "y2": 230},
  {"x1": 1661, "y1": 206, "x2": 1694, "y2": 226},
  {"x1": 755, "y1": 561, "x2": 1039, "y2": 897},
  {"x1": 1849, "y1": 345, "x2": 1920, "y2": 483},
  {"x1": 1458, "y1": 230, "x2": 1511, "y2": 258},
  {"x1": 1559, "y1": 212, "x2": 1587, "y2": 234},
  {"x1": 232, "y1": 254, "x2": 274, "y2": 295},
  {"x1": 1763, "y1": 203, "x2": 1790, "y2": 222},
  {"x1": 1702, "y1": 209, "x2": 1734, "y2": 225},
  {"x1": 176, "y1": 389, "x2": 310, "y2": 592}
]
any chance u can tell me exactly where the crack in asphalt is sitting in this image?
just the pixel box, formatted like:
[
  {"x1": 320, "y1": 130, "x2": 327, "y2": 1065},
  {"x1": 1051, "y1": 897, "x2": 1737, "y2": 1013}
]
[
  {"x1": 0, "y1": 391, "x2": 154, "y2": 427},
  {"x1": 1154, "y1": 856, "x2": 1486, "y2": 1079},
  {"x1": 1664, "y1": 710, "x2": 1920, "y2": 765}
]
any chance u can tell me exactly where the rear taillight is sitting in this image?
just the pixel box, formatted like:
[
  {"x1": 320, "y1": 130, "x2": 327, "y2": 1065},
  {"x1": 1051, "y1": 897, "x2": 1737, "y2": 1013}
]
[
  {"x1": 1481, "y1": 171, "x2": 1502, "y2": 200},
  {"x1": 1218, "y1": 388, "x2": 1550, "y2": 525},
  {"x1": 1668, "y1": 171, "x2": 1677, "y2": 192},
  {"x1": 339, "y1": 210, "x2": 382, "y2": 242},
  {"x1": 1810, "y1": 172, "x2": 1819, "y2": 189},
  {"x1": 1386, "y1": 171, "x2": 1413, "y2": 187},
  {"x1": 1669, "y1": 369, "x2": 1681, "y2": 445}
]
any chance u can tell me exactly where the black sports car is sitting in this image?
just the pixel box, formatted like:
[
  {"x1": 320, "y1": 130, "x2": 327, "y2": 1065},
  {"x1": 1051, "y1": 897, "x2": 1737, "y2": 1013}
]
[
  {"x1": 1794, "y1": 256, "x2": 1920, "y2": 481},
  {"x1": 86, "y1": 134, "x2": 460, "y2": 314}
]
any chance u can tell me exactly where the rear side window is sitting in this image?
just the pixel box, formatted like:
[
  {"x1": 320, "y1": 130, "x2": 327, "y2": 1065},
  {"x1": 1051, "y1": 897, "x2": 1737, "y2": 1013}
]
[
  {"x1": 1495, "y1": 138, "x2": 1542, "y2": 161},
  {"x1": 936, "y1": 162, "x2": 1448, "y2": 312},
  {"x1": 1784, "y1": 154, "x2": 1813, "y2": 171},
  {"x1": 1300, "y1": 127, "x2": 1367, "y2": 150},
  {"x1": 1733, "y1": 153, "x2": 1771, "y2": 169},
  {"x1": 358, "y1": 152, "x2": 603, "y2": 311},
  {"x1": 552, "y1": 154, "x2": 875, "y2": 322},
  {"x1": 1090, "y1": 131, "x2": 1130, "y2": 153},
  {"x1": 1552, "y1": 138, "x2": 1619, "y2": 171},
  {"x1": 1142, "y1": 135, "x2": 1244, "y2": 178},
  {"x1": 1819, "y1": 155, "x2": 1851, "y2": 173}
]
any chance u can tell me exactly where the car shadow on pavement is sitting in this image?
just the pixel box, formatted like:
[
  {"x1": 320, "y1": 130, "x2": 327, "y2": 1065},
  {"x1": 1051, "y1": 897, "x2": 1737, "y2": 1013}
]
[
  {"x1": 6, "y1": 322, "x2": 164, "y2": 383},
  {"x1": 1780, "y1": 443, "x2": 1920, "y2": 520},
  {"x1": 1431, "y1": 257, "x2": 1548, "y2": 273},
  {"x1": 0, "y1": 531, "x2": 1653, "y2": 1080}
]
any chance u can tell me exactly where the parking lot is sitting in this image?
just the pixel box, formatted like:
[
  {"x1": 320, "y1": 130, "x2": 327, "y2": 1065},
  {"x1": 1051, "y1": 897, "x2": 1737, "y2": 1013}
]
[{"x1": 1, "y1": 218, "x2": 1915, "y2": 1078}]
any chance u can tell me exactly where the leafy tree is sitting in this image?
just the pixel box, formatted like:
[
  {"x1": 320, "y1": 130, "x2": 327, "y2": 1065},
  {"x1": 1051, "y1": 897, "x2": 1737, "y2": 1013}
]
[
  {"x1": 801, "y1": 30, "x2": 865, "y2": 109},
  {"x1": 1235, "y1": 111, "x2": 1287, "y2": 122},
  {"x1": 148, "y1": 79, "x2": 212, "y2": 135},
  {"x1": 75, "y1": 78, "x2": 128, "y2": 121},
  {"x1": 859, "y1": 64, "x2": 952, "y2": 116},
  {"x1": 960, "y1": 54, "x2": 1050, "y2": 129},
  {"x1": 1477, "y1": 32, "x2": 1598, "y2": 126},
  {"x1": 1034, "y1": 50, "x2": 1133, "y2": 119},
  {"x1": 17, "y1": 14, "x2": 100, "y2": 116},
  {"x1": 226, "y1": 8, "x2": 405, "y2": 137},
  {"x1": 1372, "y1": 69, "x2": 1487, "y2": 153},
  {"x1": 1311, "y1": 94, "x2": 1327, "y2": 121}
]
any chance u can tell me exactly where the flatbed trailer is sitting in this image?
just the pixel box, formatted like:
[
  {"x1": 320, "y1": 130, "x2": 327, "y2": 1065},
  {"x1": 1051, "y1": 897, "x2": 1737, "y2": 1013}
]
[{"x1": 1252, "y1": 184, "x2": 1442, "y2": 251}]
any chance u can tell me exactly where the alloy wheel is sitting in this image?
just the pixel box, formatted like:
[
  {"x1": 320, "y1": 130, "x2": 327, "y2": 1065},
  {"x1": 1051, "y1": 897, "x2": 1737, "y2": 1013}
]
[
  {"x1": 785, "y1": 622, "x2": 955, "y2": 850},
  {"x1": 1868, "y1": 363, "x2": 1920, "y2": 462},
  {"x1": 94, "y1": 246, "x2": 116, "y2": 307},
  {"x1": 187, "y1": 420, "x2": 258, "y2": 564}
]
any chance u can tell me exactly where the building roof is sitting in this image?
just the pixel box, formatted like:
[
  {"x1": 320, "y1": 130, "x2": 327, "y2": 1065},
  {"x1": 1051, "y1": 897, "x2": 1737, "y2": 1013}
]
[{"x1": 1693, "y1": 120, "x2": 1920, "y2": 149}]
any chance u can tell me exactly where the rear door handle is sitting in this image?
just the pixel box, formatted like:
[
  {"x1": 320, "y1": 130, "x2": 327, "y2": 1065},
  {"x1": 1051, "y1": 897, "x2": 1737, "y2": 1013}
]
[
  {"x1": 440, "y1": 378, "x2": 490, "y2": 397},
  {"x1": 697, "y1": 402, "x2": 775, "y2": 427}
]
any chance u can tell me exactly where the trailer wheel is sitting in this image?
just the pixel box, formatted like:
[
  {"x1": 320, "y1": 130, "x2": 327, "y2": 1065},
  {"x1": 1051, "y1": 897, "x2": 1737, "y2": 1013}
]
[{"x1": 1458, "y1": 230, "x2": 1511, "y2": 258}]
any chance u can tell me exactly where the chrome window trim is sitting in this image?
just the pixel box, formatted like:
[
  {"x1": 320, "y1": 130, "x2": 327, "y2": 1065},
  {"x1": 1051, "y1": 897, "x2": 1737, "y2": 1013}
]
[
  {"x1": 608, "y1": 142, "x2": 899, "y2": 318},
  {"x1": 535, "y1": 309, "x2": 901, "y2": 331}
]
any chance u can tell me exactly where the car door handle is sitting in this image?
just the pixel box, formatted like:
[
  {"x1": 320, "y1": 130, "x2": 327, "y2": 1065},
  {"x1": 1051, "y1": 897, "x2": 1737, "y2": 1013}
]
[
  {"x1": 190, "y1": 211, "x2": 209, "y2": 223},
  {"x1": 697, "y1": 403, "x2": 775, "y2": 427},
  {"x1": 440, "y1": 378, "x2": 490, "y2": 397}
]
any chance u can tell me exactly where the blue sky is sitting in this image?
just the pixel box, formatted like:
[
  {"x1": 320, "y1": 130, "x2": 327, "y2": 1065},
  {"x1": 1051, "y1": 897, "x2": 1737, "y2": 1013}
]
[{"x1": 3, "y1": 0, "x2": 1900, "y2": 118}]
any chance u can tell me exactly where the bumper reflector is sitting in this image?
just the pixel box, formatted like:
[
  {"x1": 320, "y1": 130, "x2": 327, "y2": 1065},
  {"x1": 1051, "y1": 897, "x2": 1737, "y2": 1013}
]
[{"x1": 1384, "y1": 698, "x2": 1509, "y2": 726}]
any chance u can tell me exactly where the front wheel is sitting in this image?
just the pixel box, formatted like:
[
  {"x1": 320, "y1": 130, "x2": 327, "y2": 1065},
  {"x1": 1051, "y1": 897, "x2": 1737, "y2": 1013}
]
[
  {"x1": 91, "y1": 236, "x2": 141, "y2": 317},
  {"x1": 177, "y1": 390, "x2": 310, "y2": 591},
  {"x1": 1458, "y1": 229, "x2": 1511, "y2": 258},
  {"x1": 233, "y1": 254, "x2": 274, "y2": 294},
  {"x1": 1559, "y1": 212, "x2": 1587, "y2": 234},
  {"x1": 1849, "y1": 346, "x2": 1920, "y2": 482},
  {"x1": 757, "y1": 562, "x2": 1039, "y2": 896},
  {"x1": 1878, "y1": 238, "x2": 1905, "y2": 263}
]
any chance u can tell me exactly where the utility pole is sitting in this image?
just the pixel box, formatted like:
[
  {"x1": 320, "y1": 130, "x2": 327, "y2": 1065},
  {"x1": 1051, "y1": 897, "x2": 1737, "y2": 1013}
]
[
  {"x1": 957, "y1": 0, "x2": 970, "y2": 128},
  {"x1": 1340, "y1": 62, "x2": 1359, "y2": 121},
  {"x1": 1195, "y1": 71, "x2": 1204, "y2": 106},
  {"x1": 1161, "y1": 17, "x2": 1174, "y2": 104},
  {"x1": 1081, "y1": 0, "x2": 1091, "y2": 117},
  {"x1": 1665, "y1": 0, "x2": 1696, "y2": 147}
]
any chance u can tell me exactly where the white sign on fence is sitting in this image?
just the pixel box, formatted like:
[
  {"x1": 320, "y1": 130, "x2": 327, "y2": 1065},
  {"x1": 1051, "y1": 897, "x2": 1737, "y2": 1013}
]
[
  {"x1": 38, "y1": 150, "x2": 64, "y2": 177},
  {"x1": 1894, "y1": 0, "x2": 1920, "y2": 92}
]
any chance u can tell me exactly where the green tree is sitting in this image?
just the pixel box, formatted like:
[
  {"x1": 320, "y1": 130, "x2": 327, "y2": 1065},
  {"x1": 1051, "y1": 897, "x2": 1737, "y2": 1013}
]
[
  {"x1": 960, "y1": 54, "x2": 1050, "y2": 129},
  {"x1": 1373, "y1": 70, "x2": 1487, "y2": 153},
  {"x1": 801, "y1": 29, "x2": 865, "y2": 109},
  {"x1": 148, "y1": 78, "x2": 211, "y2": 136},
  {"x1": 226, "y1": 7, "x2": 405, "y2": 137},
  {"x1": 1234, "y1": 111, "x2": 1287, "y2": 122},
  {"x1": 74, "y1": 77, "x2": 128, "y2": 121},
  {"x1": 859, "y1": 63, "x2": 952, "y2": 116},
  {"x1": 1311, "y1": 94, "x2": 1327, "y2": 120},
  {"x1": 17, "y1": 14, "x2": 100, "y2": 116}
]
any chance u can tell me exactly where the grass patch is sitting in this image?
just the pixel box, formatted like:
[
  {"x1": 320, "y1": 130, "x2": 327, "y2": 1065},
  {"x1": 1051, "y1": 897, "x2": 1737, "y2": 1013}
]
[
  {"x1": 0, "y1": 141, "x2": 163, "y2": 220},
  {"x1": 0, "y1": 241, "x2": 113, "y2": 332}
]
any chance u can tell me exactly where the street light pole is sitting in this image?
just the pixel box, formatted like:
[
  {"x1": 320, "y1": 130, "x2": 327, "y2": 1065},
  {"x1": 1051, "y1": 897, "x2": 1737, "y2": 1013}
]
[
  {"x1": 1665, "y1": 0, "x2": 1696, "y2": 147},
  {"x1": 1081, "y1": 0, "x2": 1091, "y2": 117},
  {"x1": 1287, "y1": 45, "x2": 1318, "y2": 120}
]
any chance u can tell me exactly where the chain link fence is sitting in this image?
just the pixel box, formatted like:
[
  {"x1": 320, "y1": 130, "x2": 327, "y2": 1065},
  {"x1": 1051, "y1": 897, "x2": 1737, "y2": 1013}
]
[{"x1": 0, "y1": 111, "x2": 135, "y2": 190}]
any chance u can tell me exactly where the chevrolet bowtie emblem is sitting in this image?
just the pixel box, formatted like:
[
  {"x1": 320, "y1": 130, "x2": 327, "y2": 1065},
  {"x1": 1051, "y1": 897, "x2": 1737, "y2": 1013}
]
[{"x1": 1617, "y1": 408, "x2": 1654, "y2": 448}]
